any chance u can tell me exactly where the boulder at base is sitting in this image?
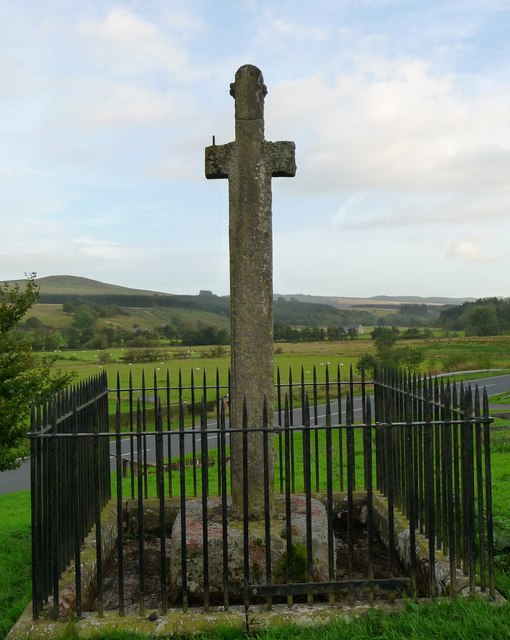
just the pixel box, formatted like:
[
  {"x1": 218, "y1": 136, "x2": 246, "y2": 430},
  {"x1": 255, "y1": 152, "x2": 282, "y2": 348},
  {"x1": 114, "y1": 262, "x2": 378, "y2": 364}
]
[{"x1": 169, "y1": 495, "x2": 333, "y2": 604}]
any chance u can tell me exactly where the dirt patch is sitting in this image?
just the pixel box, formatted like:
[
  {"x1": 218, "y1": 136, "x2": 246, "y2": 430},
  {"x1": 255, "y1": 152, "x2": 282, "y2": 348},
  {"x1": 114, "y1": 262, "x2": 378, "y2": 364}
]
[
  {"x1": 334, "y1": 522, "x2": 407, "y2": 601},
  {"x1": 96, "y1": 537, "x2": 171, "y2": 613}
]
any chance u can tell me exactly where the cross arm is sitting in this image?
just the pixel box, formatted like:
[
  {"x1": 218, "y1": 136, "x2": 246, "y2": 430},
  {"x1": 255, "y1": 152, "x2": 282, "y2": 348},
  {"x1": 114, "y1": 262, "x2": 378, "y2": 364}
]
[
  {"x1": 205, "y1": 142, "x2": 234, "y2": 179},
  {"x1": 268, "y1": 141, "x2": 296, "y2": 178}
]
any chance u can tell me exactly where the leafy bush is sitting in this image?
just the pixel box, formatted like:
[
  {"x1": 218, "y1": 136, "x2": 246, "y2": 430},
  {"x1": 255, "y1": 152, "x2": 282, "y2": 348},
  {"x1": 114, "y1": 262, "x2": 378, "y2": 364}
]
[{"x1": 0, "y1": 276, "x2": 74, "y2": 470}]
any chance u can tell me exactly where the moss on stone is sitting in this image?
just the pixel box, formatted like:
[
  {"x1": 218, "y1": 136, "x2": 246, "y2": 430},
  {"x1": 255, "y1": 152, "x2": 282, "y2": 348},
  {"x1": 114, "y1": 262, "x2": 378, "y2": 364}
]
[{"x1": 273, "y1": 543, "x2": 308, "y2": 584}]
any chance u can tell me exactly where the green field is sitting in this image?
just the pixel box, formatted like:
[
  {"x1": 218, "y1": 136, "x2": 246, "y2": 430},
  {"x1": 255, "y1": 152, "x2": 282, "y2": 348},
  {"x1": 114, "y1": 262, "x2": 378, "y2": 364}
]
[
  {"x1": 35, "y1": 336, "x2": 510, "y2": 432},
  {"x1": 45, "y1": 335, "x2": 510, "y2": 385}
]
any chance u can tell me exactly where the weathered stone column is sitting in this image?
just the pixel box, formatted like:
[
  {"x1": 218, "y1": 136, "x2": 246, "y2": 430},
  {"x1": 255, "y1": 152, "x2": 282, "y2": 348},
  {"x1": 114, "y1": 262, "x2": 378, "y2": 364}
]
[{"x1": 205, "y1": 65, "x2": 296, "y2": 518}]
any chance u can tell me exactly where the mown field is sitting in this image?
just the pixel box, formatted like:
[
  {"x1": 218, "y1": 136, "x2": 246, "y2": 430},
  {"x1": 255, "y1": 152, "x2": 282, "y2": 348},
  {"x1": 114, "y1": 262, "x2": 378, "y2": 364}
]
[{"x1": 46, "y1": 335, "x2": 510, "y2": 383}]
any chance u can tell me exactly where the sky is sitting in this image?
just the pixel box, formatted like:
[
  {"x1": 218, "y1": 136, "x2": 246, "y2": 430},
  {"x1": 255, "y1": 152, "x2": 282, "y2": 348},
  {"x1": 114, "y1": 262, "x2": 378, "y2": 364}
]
[{"x1": 1, "y1": 0, "x2": 509, "y2": 299}]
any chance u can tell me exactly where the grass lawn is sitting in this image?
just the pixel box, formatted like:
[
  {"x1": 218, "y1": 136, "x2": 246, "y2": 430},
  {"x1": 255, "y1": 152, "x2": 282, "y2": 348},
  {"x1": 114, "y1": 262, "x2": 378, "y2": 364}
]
[
  {"x1": 44, "y1": 336, "x2": 510, "y2": 393},
  {"x1": 49, "y1": 349, "x2": 362, "y2": 390},
  {"x1": 491, "y1": 392, "x2": 510, "y2": 404},
  {"x1": 0, "y1": 491, "x2": 31, "y2": 640},
  {"x1": 40, "y1": 335, "x2": 510, "y2": 433}
]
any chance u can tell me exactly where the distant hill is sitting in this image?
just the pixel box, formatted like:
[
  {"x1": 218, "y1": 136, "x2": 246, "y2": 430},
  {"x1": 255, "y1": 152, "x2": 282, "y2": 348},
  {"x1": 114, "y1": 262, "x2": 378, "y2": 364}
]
[
  {"x1": 7, "y1": 275, "x2": 230, "y2": 314},
  {"x1": 4, "y1": 274, "x2": 488, "y2": 349},
  {"x1": 369, "y1": 294, "x2": 475, "y2": 305},
  {"x1": 6, "y1": 275, "x2": 172, "y2": 297},
  {"x1": 276, "y1": 293, "x2": 474, "y2": 308},
  {"x1": 4, "y1": 275, "x2": 477, "y2": 334},
  {"x1": 4, "y1": 275, "x2": 472, "y2": 308},
  {"x1": 6, "y1": 275, "x2": 380, "y2": 333}
]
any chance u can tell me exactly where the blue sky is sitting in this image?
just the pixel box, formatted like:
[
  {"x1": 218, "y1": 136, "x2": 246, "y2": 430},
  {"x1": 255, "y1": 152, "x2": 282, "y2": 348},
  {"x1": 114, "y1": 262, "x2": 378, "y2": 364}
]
[{"x1": 1, "y1": 0, "x2": 509, "y2": 298}]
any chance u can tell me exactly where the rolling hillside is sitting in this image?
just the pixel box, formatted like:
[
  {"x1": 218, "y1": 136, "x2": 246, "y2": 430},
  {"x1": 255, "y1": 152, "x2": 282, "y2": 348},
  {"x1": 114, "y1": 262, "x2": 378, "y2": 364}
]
[
  {"x1": 277, "y1": 293, "x2": 473, "y2": 309},
  {"x1": 7, "y1": 275, "x2": 172, "y2": 297},
  {"x1": 5, "y1": 275, "x2": 463, "y2": 348},
  {"x1": 6, "y1": 275, "x2": 468, "y2": 309},
  {"x1": 10, "y1": 275, "x2": 380, "y2": 327}
]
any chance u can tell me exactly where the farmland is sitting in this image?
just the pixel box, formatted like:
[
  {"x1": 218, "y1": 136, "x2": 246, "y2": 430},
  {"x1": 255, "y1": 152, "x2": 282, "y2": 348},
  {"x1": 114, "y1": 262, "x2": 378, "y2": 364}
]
[{"x1": 45, "y1": 335, "x2": 510, "y2": 387}]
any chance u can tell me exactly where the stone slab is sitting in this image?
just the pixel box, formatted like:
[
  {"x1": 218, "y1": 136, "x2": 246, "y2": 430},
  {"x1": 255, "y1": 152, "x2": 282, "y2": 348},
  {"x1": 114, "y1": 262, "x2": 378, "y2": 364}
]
[{"x1": 169, "y1": 495, "x2": 333, "y2": 604}]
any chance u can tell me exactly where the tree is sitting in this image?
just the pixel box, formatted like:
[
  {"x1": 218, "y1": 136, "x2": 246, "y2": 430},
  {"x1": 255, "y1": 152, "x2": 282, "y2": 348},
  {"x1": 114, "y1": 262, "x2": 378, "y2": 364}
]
[
  {"x1": 0, "y1": 275, "x2": 73, "y2": 471},
  {"x1": 356, "y1": 353, "x2": 377, "y2": 376},
  {"x1": 358, "y1": 326, "x2": 423, "y2": 375},
  {"x1": 71, "y1": 307, "x2": 97, "y2": 345},
  {"x1": 464, "y1": 305, "x2": 500, "y2": 337},
  {"x1": 24, "y1": 315, "x2": 42, "y2": 329},
  {"x1": 371, "y1": 326, "x2": 400, "y2": 349},
  {"x1": 399, "y1": 346, "x2": 425, "y2": 373}
]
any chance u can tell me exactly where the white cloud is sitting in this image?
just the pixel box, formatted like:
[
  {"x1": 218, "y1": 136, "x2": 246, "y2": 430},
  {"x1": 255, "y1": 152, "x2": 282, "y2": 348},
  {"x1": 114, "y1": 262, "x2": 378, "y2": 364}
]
[
  {"x1": 267, "y1": 58, "x2": 510, "y2": 234},
  {"x1": 58, "y1": 81, "x2": 178, "y2": 129},
  {"x1": 333, "y1": 194, "x2": 367, "y2": 224},
  {"x1": 78, "y1": 7, "x2": 196, "y2": 78},
  {"x1": 75, "y1": 237, "x2": 132, "y2": 261},
  {"x1": 267, "y1": 18, "x2": 329, "y2": 42},
  {"x1": 338, "y1": 196, "x2": 510, "y2": 229},
  {"x1": 1, "y1": 1, "x2": 509, "y2": 297},
  {"x1": 447, "y1": 236, "x2": 498, "y2": 264}
]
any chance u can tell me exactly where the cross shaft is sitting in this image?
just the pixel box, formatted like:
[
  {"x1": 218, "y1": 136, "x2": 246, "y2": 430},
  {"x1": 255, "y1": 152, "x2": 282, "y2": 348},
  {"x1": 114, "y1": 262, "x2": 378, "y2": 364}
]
[{"x1": 205, "y1": 65, "x2": 296, "y2": 518}]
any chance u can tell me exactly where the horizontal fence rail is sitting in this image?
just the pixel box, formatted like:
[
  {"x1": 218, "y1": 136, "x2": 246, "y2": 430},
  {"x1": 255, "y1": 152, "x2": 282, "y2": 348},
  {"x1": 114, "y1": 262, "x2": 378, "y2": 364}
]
[{"x1": 29, "y1": 366, "x2": 495, "y2": 618}]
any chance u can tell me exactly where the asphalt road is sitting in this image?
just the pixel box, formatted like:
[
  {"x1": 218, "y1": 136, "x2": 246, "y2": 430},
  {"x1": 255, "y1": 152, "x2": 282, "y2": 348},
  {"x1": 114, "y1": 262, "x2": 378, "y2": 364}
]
[{"x1": 1, "y1": 373, "x2": 509, "y2": 496}]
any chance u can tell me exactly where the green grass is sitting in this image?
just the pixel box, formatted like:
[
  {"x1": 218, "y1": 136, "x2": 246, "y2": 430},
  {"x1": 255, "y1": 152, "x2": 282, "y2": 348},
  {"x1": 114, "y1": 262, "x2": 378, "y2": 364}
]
[
  {"x1": 253, "y1": 598, "x2": 510, "y2": 640},
  {"x1": 9, "y1": 598, "x2": 510, "y2": 640},
  {"x1": 47, "y1": 337, "x2": 510, "y2": 423},
  {"x1": 440, "y1": 370, "x2": 510, "y2": 382},
  {"x1": 44, "y1": 335, "x2": 510, "y2": 391},
  {"x1": 0, "y1": 491, "x2": 31, "y2": 640},
  {"x1": 51, "y1": 349, "x2": 363, "y2": 429},
  {"x1": 210, "y1": 598, "x2": 509, "y2": 639},
  {"x1": 50, "y1": 349, "x2": 360, "y2": 388},
  {"x1": 112, "y1": 425, "x2": 368, "y2": 500},
  {"x1": 491, "y1": 392, "x2": 510, "y2": 404}
]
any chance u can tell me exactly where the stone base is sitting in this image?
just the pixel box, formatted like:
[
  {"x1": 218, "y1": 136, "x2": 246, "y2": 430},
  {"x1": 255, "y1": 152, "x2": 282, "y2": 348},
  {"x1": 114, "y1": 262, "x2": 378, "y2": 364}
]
[{"x1": 169, "y1": 495, "x2": 333, "y2": 604}]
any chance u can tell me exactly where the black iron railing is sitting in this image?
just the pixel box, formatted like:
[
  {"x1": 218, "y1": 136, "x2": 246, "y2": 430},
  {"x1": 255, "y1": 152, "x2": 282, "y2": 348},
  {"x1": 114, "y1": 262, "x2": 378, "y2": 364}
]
[
  {"x1": 30, "y1": 372, "x2": 110, "y2": 618},
  {"x1": 28, "y1": 366, "x2": 495, "y2": 618},
  {"x1": 374, "y1": 368, "x2": 495, "y2": 597}
]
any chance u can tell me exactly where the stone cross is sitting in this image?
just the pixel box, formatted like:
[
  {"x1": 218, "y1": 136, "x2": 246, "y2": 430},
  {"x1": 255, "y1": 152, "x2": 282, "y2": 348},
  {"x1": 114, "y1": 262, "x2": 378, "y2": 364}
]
[{"x1": 205, "y1": 65, "x2": 296, "y2": 518}]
